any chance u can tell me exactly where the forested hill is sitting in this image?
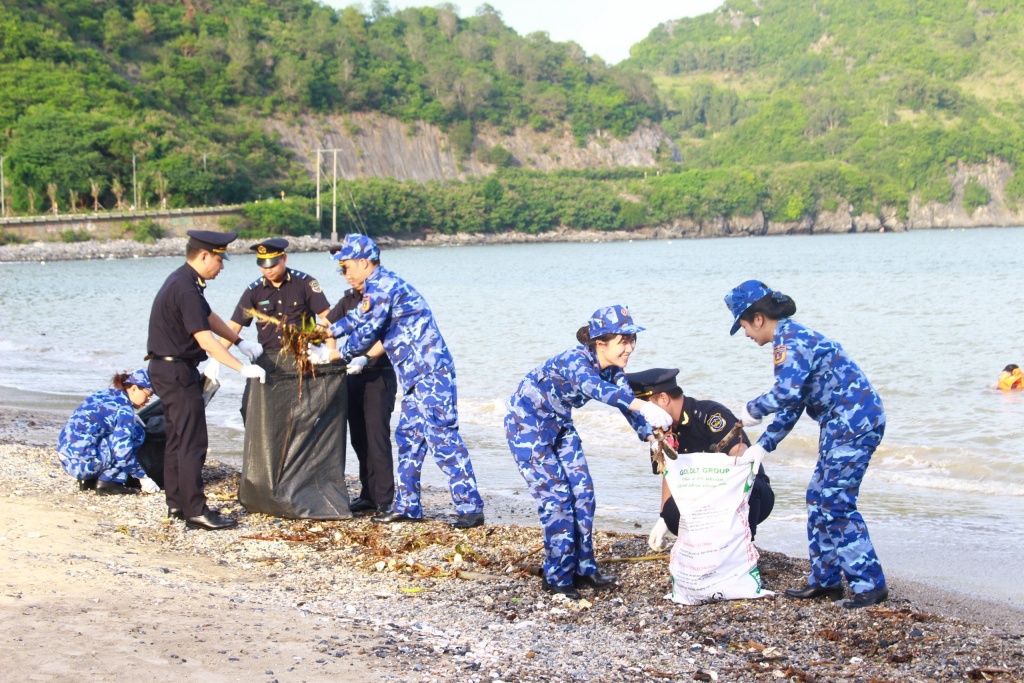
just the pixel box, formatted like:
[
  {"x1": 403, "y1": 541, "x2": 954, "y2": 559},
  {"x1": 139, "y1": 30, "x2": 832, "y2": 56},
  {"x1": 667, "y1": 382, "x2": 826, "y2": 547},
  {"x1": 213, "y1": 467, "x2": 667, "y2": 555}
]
[
  {"x1": 626, "y1": 0, "x2": 1024, "y2": 211},
  {"x1": 5, "y1": 0, "x2": 1024, "y2": 238},
  {"x1": 0, "y1": 0, "x2": 659, "y2": 212}
]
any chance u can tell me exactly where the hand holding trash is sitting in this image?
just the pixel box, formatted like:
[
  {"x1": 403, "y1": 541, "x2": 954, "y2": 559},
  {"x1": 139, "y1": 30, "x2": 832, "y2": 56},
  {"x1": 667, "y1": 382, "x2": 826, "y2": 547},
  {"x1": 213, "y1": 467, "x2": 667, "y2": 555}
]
[
  {"x1": 648, "y1": 518, "x2": 673, "y2": 552},
  {"x1": 307, "y1": 344, "x2": 333, "y2": 365},
  {"x1": 639, "y1": 401, "x2": 673, "y2": 430}
]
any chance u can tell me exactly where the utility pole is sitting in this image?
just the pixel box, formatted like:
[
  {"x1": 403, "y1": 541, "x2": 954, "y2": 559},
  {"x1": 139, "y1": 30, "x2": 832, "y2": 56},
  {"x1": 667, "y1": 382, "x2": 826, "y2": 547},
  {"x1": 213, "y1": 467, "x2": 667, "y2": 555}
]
[
  {"x1": 315, "y1": 148, "x2": 346, "y2": 242},
  {"x1": 203, "y1": 153, "x2": 207, "y2": 173},
  {"x1": 332, "y1": 149, "x2": 338, "y2": 243},
  {"x1": 0, "y1": 155, "x2": 5, "y2": 218},
  {"x1": 132, "y1": 154, "x2": 138, "y2": 209}
]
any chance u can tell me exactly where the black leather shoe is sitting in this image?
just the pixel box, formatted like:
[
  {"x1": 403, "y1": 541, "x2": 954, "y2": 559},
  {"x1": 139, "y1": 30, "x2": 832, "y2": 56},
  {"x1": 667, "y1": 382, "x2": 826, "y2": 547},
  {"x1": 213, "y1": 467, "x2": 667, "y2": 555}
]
[
  {"x1": 784, "y1": 584, "x2": 845, "y2": 601},
  {"x1": 78, "y1": 478, "x2": 98, "y2": 491},
  {"x1": 451, "y1": 512, "x2": 485, "y2": 529},
  {"x1": 96, "y1": 480, "x2": 138, "y2": 496},
  {"x1": 574, "y1": 571, "x2": 617, "y2": 589},
  {"x1": 843, "y1": 587, "x2": 889, "y2": 609},
  {"x1": 349, "y1": 497, "x2": 376, "y2": 513},
  {"x1": 371, "y1": 509, "x2": 420, "y2": 524},
  {"x1": 167, "y1": 507, "x2": 185, "y2": 520},
  {"x1": 185, "y1": 507, "x2": 238, "y2": 531},
  {"x1": 542, "y1": 578, "x2": 583, "y2": 601}
]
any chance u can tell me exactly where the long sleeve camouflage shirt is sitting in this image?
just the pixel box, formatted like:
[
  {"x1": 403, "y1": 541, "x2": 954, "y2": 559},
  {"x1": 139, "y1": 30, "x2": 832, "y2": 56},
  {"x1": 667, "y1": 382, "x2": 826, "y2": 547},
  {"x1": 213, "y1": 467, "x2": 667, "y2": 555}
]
[{"x1": 747, "y1": 318, "x2": 885, "y2": 453}]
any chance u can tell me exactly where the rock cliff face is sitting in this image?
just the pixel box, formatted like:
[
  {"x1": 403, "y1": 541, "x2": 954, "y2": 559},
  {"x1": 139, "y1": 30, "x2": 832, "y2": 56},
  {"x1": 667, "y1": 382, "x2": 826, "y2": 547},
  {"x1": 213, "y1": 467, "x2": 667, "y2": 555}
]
[
  {"x1": 906, "y1": 159, "x2": 1024, "y2": 229},
  {"x1": 265, "y1": 112, "x2": 678, "y2": 181},
  {"x1": 267, "y1": 114, "x2": 1022, "y2": 235}
]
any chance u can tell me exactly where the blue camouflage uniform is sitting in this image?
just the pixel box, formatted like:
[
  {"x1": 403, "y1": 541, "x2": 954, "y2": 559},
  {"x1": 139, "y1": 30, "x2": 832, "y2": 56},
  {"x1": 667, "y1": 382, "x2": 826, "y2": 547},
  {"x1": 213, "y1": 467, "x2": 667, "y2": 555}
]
[
  {"x1": 505, "y1": 306, "x2": 647, "y2": 589},
  {"x1": 329, "y1": 235, "x2": 483, "y2": 518},
  {"x1": 58, "y1": 388, "x2": 147, "y2": 484},
  {"x1": 726, "y1": 280, "x2": 886, "y2": 595}
]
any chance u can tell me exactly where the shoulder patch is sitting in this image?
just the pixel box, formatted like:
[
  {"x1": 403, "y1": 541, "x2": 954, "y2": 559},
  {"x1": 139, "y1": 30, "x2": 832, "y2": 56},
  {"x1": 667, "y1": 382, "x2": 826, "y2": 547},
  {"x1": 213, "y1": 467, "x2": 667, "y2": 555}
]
[
  {"x1": 707, "y1": 413, "x2": 726, "y2": 433},
  {"x1": 310, "y1": 279, "x2": 322, "y2": 294},
  {"x1": 773, "y1": 344, "x2": 787, "y2": 365},
  {"x1": 361, "y1": 294, "x2": 371, "y2": 312}
]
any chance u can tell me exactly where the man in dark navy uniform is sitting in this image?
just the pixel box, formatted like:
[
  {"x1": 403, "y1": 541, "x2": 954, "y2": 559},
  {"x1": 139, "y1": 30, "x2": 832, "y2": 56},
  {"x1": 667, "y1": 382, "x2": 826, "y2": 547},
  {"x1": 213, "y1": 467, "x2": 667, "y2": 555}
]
[
  {"x1": 320, "y1": 249, "x2": 397, "y2": 515},
  {"x1": 147, "y1": 230, "x2": 267, "y2": 531},
  {"x1": 626, "y1": 368, "x2": 775, "y2": 547},
  {"x1": 223, "y1": 238, "x2": 332, "y2": 420}
]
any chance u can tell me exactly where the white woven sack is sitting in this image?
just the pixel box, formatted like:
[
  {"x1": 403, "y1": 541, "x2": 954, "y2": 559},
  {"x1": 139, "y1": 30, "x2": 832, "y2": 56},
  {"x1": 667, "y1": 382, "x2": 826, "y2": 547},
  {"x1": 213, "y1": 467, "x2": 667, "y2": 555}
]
[{"x1": 664, "y1": 450, "x2": 774, "y2": 605}]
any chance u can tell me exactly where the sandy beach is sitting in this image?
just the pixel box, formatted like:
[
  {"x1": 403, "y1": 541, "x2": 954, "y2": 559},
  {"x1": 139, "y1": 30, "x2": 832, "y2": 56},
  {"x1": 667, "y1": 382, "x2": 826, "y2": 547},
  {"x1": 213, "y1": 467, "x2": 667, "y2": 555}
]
[{"x1": 1, "y1": 398, "x2": 1022, "y2": 683}]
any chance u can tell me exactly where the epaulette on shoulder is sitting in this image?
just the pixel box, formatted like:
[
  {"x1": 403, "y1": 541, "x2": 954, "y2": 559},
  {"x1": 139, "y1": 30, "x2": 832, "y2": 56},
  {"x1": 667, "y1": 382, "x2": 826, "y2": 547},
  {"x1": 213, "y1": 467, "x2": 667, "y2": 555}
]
[
  {"x1": 289, "y1": 269, "x2": 311, "y2": 280},
  {"x1": 246, "y1": 277, "x2": 264, "y2": 291}
]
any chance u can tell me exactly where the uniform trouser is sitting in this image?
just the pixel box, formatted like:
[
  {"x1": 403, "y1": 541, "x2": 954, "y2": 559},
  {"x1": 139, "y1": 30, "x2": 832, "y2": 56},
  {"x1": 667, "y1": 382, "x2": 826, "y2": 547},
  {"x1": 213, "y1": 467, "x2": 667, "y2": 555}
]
[
  {"x1": 393, "y1": 367, "x2": 483, "y2": 518},
  {"x1": 806, "y1": 442, "x2": 886, "y2": 594},
  {"x1": 347, "y1": 369, "x2": 398, "y2": 505},
  {"x1": 505, "y1": 414, "x2": 598, "y2": 588},
  {"x1": 58, "y1": 438, "x2": 136, "y2": 484},
  {"x1": 149, "y1": 360, "x2": 208, "y2": 518},
  {"x1": 662, "y1": 465, "x2": 775, "y2": 540}
]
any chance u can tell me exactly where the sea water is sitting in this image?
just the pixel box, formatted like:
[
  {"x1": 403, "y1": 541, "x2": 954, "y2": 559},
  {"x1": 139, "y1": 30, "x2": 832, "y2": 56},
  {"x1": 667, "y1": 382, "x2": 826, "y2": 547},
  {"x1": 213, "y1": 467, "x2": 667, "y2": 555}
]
[{"x1": 2, "y1": 227, "x2": 1023, "y2": 606}]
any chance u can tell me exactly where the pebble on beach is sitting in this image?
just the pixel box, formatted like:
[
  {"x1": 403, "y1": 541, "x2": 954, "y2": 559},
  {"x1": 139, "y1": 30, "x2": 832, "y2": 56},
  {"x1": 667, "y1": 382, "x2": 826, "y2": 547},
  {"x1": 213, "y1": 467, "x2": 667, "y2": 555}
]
[{"x1": 1, "y1": 408, "x2": 1022, "y2": 682}]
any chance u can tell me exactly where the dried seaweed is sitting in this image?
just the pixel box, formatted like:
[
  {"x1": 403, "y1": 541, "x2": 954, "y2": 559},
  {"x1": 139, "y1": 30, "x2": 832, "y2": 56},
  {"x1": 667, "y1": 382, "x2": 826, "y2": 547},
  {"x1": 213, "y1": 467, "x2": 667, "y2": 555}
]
[{"x1": 242, "y1": 308, "x2": 332, "y2": 398}]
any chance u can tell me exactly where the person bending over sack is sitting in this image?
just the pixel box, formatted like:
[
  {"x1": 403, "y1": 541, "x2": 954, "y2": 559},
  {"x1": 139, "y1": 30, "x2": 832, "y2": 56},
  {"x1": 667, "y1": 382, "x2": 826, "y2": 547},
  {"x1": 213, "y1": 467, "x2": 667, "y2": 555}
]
[
  {"x1": 626, "y1": 368, "x2": 775, "y2": 551},
  {"x1": 725, "y1": 280, "x2": 888, "y2": 609},
  {"x1": 58, "y1": 369, "x2": 159, "y2": 495},
  {"x1": 504, "y1": 306, "x2": 674, "y2": 601}
]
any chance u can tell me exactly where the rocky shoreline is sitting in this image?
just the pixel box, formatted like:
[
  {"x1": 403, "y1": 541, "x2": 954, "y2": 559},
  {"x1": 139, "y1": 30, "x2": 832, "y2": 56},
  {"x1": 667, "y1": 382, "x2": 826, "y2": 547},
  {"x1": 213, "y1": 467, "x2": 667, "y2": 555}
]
[
  {"x1": 2, "y1": 403, "x2": 1022, "y2": 682},
  {"x1": 0, "y1": 227, "x2": 693, "y2": 263}
]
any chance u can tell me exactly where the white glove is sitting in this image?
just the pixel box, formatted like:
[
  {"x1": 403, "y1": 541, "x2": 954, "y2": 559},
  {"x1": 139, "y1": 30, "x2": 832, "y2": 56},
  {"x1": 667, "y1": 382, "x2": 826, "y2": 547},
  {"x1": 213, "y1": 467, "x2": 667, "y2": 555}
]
[
  {"x1": 745, "y1": 444, "x2": 769, "y2": 462},
  {"x1": 638, "y1": 401, "x2": 673, "y2": 430},
  {"x1": 307, "y1": 344, "x2": 333, "y2": 365},
  {"x1": 648, "y1": 518, "x2": 672, "y2": 552},
  {"x1": 139, "y1": 476, "x2": 160, "y2": 494},
  {"x1": 740, "y1": 404, "x2": 762, "y2": 427},
  {"x1": 237, "y1": 339, "x2": 264, "y2": 362},
  {"x1": 203, "y1": 359, "x2": 221, "y2": 382},
  {"x1": 346, "y1": 356, "x2": 369, "y2": 375},
  {"x1": 240, "y1": 364, "x2": 267, "y2": 384}
]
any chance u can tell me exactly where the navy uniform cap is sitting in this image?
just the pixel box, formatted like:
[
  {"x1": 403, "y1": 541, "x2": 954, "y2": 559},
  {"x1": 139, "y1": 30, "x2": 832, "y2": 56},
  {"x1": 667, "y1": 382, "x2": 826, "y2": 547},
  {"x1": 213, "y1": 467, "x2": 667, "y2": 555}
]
[
  {"x1": 187, "y1": 230, "x2": 237, "y2": 259},
  {"x1": 626, "y1": 368, "x2": 680, "y2": 399},
  {"x1": 251, "y1": 237, "x2": 289, "y2": 267}
]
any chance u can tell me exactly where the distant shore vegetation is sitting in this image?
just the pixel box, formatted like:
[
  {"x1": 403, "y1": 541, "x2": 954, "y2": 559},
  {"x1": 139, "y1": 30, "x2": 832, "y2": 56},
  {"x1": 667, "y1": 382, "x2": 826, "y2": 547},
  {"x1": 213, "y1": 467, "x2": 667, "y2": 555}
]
[{"x1": 2, "y1": 0, "x2": 1024, "y2": 234}]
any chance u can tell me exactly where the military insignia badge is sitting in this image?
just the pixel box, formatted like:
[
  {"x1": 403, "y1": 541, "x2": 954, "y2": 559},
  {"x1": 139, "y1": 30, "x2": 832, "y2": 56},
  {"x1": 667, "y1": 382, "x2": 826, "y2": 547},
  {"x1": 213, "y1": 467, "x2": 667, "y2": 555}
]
[
  {"x1": 257, "y1": 245, "x2": 268, "y2": 254},
  {"x1": 361, "y1": 294, "x2": 371, "y2": 312},
  {"x1": 310, "y1": 279, "x2": 322, "y2": 294},
  {"x1": 773, "y1": 344, "x2": 787, "y2": 365},
  {"x1": 707, "y1": 413, "x2": 726, "y2": 432}
]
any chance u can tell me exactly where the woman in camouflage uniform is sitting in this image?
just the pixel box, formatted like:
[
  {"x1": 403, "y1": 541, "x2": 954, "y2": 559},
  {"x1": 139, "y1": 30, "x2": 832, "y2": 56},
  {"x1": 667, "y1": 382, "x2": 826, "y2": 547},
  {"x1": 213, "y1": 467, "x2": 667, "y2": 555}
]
[
  {"x1": 57, "y1": 369, "x2": 159, "y2": 496},
  {"x1": 504, "y1": 306, "x2": 674, "y2": 601},
  {"x1": 726, "y1": 280, "x2": 888, "y2": 609}
]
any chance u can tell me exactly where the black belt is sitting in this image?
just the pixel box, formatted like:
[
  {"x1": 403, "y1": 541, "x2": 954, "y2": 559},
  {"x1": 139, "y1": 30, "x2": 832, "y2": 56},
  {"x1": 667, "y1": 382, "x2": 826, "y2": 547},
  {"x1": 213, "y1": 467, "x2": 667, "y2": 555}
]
[{"x1": 148, "y1": 354, "x2": 197, "y2": 364}]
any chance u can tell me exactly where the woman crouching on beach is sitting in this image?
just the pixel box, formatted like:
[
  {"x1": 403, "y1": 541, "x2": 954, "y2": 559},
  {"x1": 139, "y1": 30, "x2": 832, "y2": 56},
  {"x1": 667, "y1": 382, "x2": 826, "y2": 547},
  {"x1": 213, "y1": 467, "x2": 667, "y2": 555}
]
[
  {"x1": 725, "y1": 280, "x2": 888, "y2": 609},
  {"x1": 504, "y1": 306, "x2": 673, "y2": 600},
  {"x1": 57, "y1": 369, "x2": 160, "y2": 495}
]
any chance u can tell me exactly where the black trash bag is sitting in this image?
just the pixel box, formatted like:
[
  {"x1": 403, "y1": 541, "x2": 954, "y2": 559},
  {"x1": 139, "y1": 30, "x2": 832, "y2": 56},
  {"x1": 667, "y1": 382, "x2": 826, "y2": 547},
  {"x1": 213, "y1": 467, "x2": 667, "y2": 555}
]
[
  {"x1": 134, "y1": 368, "x2": 222, "y2": 489},
  {"x1": 239, "y1": 355, "x2": 351, "y2": 520}
]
